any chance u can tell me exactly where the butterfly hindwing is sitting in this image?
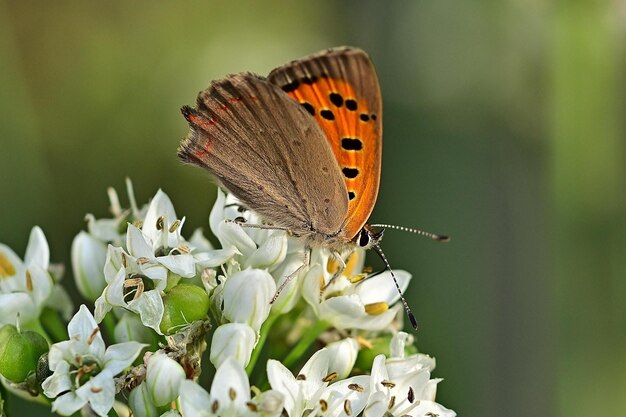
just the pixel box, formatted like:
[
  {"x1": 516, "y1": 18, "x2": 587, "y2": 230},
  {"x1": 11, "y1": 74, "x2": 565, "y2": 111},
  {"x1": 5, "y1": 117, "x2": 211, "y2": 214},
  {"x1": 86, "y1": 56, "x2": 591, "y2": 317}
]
[
  {"x1": 178, "y1": 72, "x2": 349, "y2": 237},
  {"x1": 267, "y1": 47, "x2": 382, "y2": 241}
]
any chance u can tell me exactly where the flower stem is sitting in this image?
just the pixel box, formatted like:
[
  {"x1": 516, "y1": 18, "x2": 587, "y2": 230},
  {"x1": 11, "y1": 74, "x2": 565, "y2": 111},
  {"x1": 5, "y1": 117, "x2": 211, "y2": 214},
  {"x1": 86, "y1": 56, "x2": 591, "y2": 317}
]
[
  {"x1": 246, "y1": 312, "x2": 279, "y2": 376},
  {"x1": 39, "y1": 307, "x2": 68, "y2": 343},
  {"x1": 101, "y1": 314, "x2": 117, "y2": 343},
  {"x1": 282, "y1": 320, "x2": 331, "y2": 369}
]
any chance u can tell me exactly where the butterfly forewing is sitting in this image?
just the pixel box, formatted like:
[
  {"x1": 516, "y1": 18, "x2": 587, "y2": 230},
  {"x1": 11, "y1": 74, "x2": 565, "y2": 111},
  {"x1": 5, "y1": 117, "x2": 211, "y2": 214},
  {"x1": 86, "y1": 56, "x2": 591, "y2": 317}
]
[
  {"x1": 178, "y1": 73, "x2": 349, "y2": 237},
  {"x1": 267, "y1": 47, "x2": 382, "y2": 241}
]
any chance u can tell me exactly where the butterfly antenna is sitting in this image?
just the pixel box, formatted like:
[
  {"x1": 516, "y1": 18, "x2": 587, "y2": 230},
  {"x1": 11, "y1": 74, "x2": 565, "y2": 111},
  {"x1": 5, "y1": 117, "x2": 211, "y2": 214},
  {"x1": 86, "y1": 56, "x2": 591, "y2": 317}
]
[
  {"x1": 372, "y1": 243, "x2": 418, "y2": 330},
  {"x1": 370, "y1": 224, "x2": 450, "y2": 242}
]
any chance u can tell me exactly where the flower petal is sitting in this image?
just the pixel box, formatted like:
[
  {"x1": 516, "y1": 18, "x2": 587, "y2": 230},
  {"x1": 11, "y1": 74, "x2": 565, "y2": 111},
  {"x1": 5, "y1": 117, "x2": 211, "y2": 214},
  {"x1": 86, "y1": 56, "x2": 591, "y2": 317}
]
[
  {"x1": 104, "y1": 341, "x2": 146, "y2": 375},
  {"x1": 128, "y1": 289, "x2": 165, "y2": 334},
  {"x1": 210, "y1": 357, "x2": 250, "y2": 413},
  {"x1": 142, "y1": 190, "x2": 178, "y2": 243},
  {"x1": 127, "y1": 224, "x2": 154, "y2": 259},
  {"x1": 75, "y1": 371, "x2": 116, "y2": 417},
  {"x1": 267, "y1": 359, "x2": 298, "y2": 412},
  {"x1": 157, "y1": 253, "x2": 196, "y2": 277},
  {"x1": 210, "y1": 323, "x2": 256, "y2": 368},
  {"x1": 67, "y1": 305, "x2": 106, "y2": 359},
  {"x1": 24, "y1": 226, "x2": 49, "y2": 269},
  {"x1": 179, "y1": 380, "x2": 214, "y2": 417},
  {"x1": 42, "y1": 360, "x2": 72, "y2": 398},
  {"x1": 354, "y1": 269, "x2": 411, "y2": 305},
  {"x1": 72, "y1": 231, "x2": 108, "y2": 301},
  {"x1": 223, "y1": 268, "x2": 275, "y2": 331}
]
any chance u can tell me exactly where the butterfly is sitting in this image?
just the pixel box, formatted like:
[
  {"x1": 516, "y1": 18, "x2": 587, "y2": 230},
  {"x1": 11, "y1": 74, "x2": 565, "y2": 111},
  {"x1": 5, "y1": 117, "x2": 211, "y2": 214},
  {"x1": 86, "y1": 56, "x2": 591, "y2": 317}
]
[{"x1": 178, "y1": 47, "x2": 447, "y2": 328}]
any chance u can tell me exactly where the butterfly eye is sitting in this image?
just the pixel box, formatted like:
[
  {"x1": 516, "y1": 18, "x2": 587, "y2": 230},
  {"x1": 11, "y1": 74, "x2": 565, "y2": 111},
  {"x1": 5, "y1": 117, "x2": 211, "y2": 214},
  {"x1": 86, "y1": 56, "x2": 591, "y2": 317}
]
[{"x1": 357, "y1": 229, "x2": 370, "y2": 247}]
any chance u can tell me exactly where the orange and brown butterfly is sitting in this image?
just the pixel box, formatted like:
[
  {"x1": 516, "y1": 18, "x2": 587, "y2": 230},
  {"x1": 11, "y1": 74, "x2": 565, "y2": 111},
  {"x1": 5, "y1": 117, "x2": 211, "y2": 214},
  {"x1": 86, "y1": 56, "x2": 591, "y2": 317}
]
[
  {"x1": 178, "y1": 47, "x2": 384, "y2": 250},
  {"x1": 178, "y1": 47, "x2": 447, "y2": 328}
]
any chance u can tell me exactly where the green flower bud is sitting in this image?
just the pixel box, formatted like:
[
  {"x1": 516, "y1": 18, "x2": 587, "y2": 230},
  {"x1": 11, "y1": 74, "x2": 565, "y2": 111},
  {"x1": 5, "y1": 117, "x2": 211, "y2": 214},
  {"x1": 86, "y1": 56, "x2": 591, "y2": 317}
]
[
  {"x1": 160, "y1": 284, "x2": 209, "y2": 335},
  {"x1": 354, "y1": 335, "x2": 392, "y2": 372},
  {"x1": 0, "y1": 324, "x2": 48, "y2": 382}
]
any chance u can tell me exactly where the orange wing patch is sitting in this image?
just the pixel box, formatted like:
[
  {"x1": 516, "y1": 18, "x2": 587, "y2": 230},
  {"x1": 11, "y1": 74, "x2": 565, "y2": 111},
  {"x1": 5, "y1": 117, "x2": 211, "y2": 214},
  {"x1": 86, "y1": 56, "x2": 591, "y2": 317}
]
[{"x1": 283, "y1": 77, "x2": 381, "y2": 241}]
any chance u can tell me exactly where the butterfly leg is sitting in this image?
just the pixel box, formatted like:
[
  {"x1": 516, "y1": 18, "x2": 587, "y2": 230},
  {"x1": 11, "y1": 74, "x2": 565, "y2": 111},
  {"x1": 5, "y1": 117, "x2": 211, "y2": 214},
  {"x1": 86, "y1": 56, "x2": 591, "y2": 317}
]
[
  {"x1": 322, "y1": 250, "x2": 349, "y2": 290},
  {"x1": 271, "y1": 246, "x2": 311, "y2": 303},
  {"x1": 225, "y1": 219, "x2": 293, "y2": 233}
]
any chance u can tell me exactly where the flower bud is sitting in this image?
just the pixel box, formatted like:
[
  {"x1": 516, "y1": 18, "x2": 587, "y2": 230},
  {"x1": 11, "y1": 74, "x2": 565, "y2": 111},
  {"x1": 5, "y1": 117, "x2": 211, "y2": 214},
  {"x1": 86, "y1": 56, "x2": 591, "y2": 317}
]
[
  {"x1": 71, "y1": 231, "x2": 107, "y2": 301},
  {"x1": 210, "y1": 323, "x2": 256, "y2": 368},
  {"x1": 160, "y1": 284, "x2": 210, "y2": 335},
  {"x1": 129, "y1": 382, "x2": 160, "y2": 417},
  {"x1": 0, "y1": 324, "x2": 48, "y2": 382},
  {"x1": 223, "y1": 269, "x2": 275, "y2": 331},
  {"x1": 326, "y1": 338, "x2": 359, "y2": 379},
  {"x1": 145, "y1": 353, "x2": 185, "y2": 407},
  {"x1": 254, "y1": 390, "x2": 285, "y2": 417}
]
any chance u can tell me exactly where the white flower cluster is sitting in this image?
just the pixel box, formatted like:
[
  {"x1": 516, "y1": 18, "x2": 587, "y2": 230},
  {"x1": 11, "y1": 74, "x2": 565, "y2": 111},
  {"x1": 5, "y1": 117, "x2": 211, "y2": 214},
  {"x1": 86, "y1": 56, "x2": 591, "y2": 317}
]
[{"x1": 0, "y1": 181, "x2": 455, "y2": 417}]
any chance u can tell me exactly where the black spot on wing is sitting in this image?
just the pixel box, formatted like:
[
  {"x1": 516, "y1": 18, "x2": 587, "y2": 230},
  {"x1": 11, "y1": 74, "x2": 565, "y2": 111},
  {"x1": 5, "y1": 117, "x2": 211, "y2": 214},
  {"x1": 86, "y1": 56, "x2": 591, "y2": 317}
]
[
  {"x1": 329, "y1": 92, "x2": 344, "y2": 107},
  {"x1": 341, "y1": 138, "x2": 363, "y2": 151},
  {"x1": 320, "y1": 109, "x2": 335, "y2": 121},
  {"x1": 342, "y1": 167, "x2": 359, "y2": 178},
  {"x1": 300, "y1": 101, "x2": 315, "y2": 116}
]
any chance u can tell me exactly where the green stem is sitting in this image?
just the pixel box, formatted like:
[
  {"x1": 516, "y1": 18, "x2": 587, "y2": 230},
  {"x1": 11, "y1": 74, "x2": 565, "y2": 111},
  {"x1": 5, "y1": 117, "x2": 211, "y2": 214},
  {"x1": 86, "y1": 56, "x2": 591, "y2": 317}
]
[
  {"x1": 101, "y1": 314, "x2": 117, "y2": 343},
  {"x1": 1, "y1": 382, "x2": 8, "y2": 417},
  {"x1": 39, "y1": 308, "x2": 67, "y2": 342},
  {"x1": 282, "y1": 320, "x2": 331, "y2": 369},
  {"x1": 246, "y1": 312, "x2": 279, "y2": 376}
]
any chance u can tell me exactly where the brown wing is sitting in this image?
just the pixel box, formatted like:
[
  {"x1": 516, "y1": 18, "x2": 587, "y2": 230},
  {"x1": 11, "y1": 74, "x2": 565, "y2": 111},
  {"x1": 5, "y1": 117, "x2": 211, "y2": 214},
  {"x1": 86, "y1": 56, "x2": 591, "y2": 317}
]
[
  {"x1": 178, "y1": 72, "x2": 349, "y2": 237},
  {"x1": 267, "y1": 47, "x2": 382, "y2": 241}
]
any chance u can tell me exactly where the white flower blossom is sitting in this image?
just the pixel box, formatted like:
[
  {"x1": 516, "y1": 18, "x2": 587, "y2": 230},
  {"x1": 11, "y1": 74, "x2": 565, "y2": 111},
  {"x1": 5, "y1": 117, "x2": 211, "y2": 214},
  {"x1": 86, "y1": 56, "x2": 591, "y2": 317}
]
[
  {"x1": 268, "y1": 348, "x2": 370, "y2": 417},
  {"x1": 222, "y1": 268, "x2": 276, "y2": 331},
  {"x1": 145, "y1": 353, "x2": 186, "y2": 407},
  {"x1": 94, "y1": 189, "x2": 234, "y2": 334},
  {"x1": 210, "y1": 322, "x2": 256, "y2": 368},
  {"x1": 364, "y1": 332, "x2": 455, "y2": 417},
  {"x1": 302, "y1": 249, "x2": 410, "y2": 331},
  {"x1": 179, "y1": 357, "x2": 284, "y2": 417},
  {"x1": 42, "y1": 305, "x2": 146, "y2": 417},
  {"x1": 72, "y1": 231, "x2": 108, "y2": 301},
  {"x1": 0, "y1": 226, "x2": 54, "y2": 326}
]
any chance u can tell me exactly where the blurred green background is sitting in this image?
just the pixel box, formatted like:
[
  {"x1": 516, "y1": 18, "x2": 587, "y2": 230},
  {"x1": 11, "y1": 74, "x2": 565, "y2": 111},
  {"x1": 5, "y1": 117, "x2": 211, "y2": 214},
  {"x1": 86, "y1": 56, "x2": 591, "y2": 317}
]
[{"x1": 1, "y1": 1, "x2": 625, "y2": 416}]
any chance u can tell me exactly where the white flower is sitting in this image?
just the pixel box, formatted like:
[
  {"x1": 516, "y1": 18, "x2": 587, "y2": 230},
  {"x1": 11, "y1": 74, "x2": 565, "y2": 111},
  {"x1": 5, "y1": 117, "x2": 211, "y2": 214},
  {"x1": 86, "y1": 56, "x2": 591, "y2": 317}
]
[
  {"x1": 302, "y1": 248, "x2": 410, "y2": 330},
  {"x1": 268, "y1": 348, "x2": 370, "y2": 417},
  {"x1": 128, "y1": 382, "x2": 159, "y2": 417},
  {"x1": 95, "y1": 245, "x2": 168, "y2": 334},
  {"x1": 210, "y1": 323, "x2": 256, "y2": 368},
  {"x1": 326, "y1": 338, "x2": 359, "y2": 379},
  {"x1": 222, "y1": 268, "x2": 276, "y2": 331},
  {"x1": 363, "y1": 332, "x2": 455, "y2": 417},
  {"x1": 209, "y1": 189, "x2": 288, "y2": 270},
  {"x1": 145, "y1": 353, "x2": 186, "y2": 407},
  {"x1": 0, "y1": 226, "x2": 53, "y2": 326},
  {"x1": 42, "y1": 305, "x2": 146, "y2": 417},
  {"x1": 72, "y1": 231, "x2": 108, "y2": 301},
  {"x1": 179, "y1": 357, "x2": 284, "y2": 417},
  {"x1": 95, "y1": 189, "x2": 235, "y2": 334}
]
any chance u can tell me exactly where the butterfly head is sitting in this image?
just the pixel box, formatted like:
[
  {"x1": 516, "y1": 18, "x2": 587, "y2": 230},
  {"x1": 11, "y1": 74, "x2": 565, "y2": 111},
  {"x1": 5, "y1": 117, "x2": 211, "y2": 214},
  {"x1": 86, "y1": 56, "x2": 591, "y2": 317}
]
[{"x1": 355, "y1": 224, "x2": 384, "y2": 249}]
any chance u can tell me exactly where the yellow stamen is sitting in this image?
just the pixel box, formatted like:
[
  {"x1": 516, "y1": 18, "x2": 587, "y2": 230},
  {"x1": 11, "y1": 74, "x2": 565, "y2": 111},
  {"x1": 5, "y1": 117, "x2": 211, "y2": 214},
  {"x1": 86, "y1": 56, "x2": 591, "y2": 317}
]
[
  {"x1": 25, "y1": 270, "x2": 33, "y2": 291},
  {"x1": 349, "y1": 273, "x2": 367, "y2": 284},
  {"x1": 364, "y1": 302, "x2": 389, "y2": 315},
  {"x1": 0, "y1": 254, "x2": 16, "y2": 278},
  {"x1": 356, "y1": 336, "x2": 373, "y2": 349},
  {"x1": 343, "y1": 251, "x2": 360, "y2": 276},
  {"x1": 327, "y1": 258, "x2": 339, "y2": 274}
]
